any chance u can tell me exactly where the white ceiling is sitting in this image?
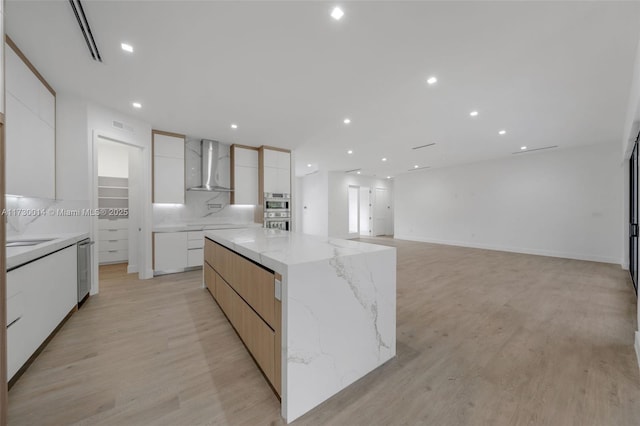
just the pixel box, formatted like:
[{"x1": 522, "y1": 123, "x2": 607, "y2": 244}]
[{"x1": 6, "y1": 1, "x2": 640, "y2": 178}]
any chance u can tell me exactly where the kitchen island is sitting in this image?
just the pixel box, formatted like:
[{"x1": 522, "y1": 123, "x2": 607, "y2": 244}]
[{"x1": 203, "y1": 228, "x2": 396, "y2": 423}]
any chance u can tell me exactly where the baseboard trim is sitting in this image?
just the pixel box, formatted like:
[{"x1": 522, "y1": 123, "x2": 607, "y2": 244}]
[
  {"x1": 394, "y1": 234, "x2": 621, "y2": 265},
  {"x1": 127, "y1": 264, "x2": 138, "y2": 274},
  {"x1": 635, "y1": 332, "x2": 640, "y2": 372}
]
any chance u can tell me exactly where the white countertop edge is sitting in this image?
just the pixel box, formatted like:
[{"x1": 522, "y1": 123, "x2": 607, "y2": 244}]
[
  {"x1": 152, "y1": 223, "x2": 261, "y2": 233},
  {"x1": 204, "y1": 228, "x2": 395, "y2": 273},
  {"x1": 7, "y1": 232, "x2": 90, "y2": 270}
]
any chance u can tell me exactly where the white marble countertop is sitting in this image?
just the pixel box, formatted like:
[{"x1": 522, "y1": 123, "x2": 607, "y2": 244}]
[
  {"x1": 204, "y1": 228, "x2": 394, "y2": 273},
  {"x1": 153, "y1": 222, "x2": 261, "y2": 233},
  {"x1": 6, "y1": 232, "x2": 89, "y2": 271}
]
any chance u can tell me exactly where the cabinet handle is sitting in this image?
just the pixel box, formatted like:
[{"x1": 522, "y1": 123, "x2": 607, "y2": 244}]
[
  {"x1": 7, "y1": 317, "x2": 21, "y2": 329},
  {"x1": 108, "y1": 250, "x2": 118, "y2": 253},
  {"x1": 108, "y1": 240, "x2": 118, "y2": 242},
  {"x1": 108, "y1": 229, "x2": 118, "y2": 231}
]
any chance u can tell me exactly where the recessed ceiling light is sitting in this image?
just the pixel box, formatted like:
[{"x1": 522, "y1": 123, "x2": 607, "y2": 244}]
[
  {"x1": 347, "y1": 150, "x2": 353, "y2": 154},
  {"x1": 470, "y1": 110, "x2": 479, "y2": 117},
  {"x1": 382, "y1": 157, "x2": 387, "y2": 162},
  {"x1": 121, "y1": 43, "x2": 134, "y2": 53},
  {"x1": 498, "y1": 130, "x2": 506, "y2": 135},
  {"x1": 387, "y1": 176, "x2": 392, "y2": 179},
  {"x1": 331, "y1": 6, "x2": 344, "y2": 20},
  {"x1": 356, "y1": 171, "x2": 361, "y2": 175},
  {"x1": 343, "y1": 118, "x2": 351, "y2": 124},
  {"x1": 427, "y1": 76, "x2": 437, "y2": 85},
  {"x1": 307, "y1": 163, "x2": 312, "y2": 167},
  {"x1": 231, "y1": 124, "x2": 238, "y2": 129},
  {"x1": 132, "y1": 102, "x2": 142, "y2": 109},
  {"x1": 414, "y1": 165, "x2": 419, "y2": 169},
  {"x1": 521, "y1": 146, "x2": 527, "y2": 150}
]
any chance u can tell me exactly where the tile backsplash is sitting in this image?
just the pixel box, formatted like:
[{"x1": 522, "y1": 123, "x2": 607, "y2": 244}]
[
  {"x1": 5, "y1": 196, "x2": 90, "y2": 237},
  {"x1": 152, "y1": 191, "x2": 255, "y2": 226}
]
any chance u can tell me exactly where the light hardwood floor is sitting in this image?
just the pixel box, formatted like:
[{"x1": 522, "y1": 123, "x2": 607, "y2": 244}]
[{"x1": 8, "y1": 239, "x2": 640, "y2": 425}]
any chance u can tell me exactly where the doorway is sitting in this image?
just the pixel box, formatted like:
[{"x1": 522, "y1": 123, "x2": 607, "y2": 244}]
[
  {"x1": 373, "y1": 187, "x2": 391, "y2": 236},
  {"x1": 630, "y1": 138, "x2": 638, "y2": 294},
  {"x1": 359, "y1": 187, "x2": 371, "y2": 236},
  {"x1": 92, "y1": 132, "x2": 149, "y2": 294},
  {"x1": 348, "y1": 185, "x2": 360, "y2": 238}
]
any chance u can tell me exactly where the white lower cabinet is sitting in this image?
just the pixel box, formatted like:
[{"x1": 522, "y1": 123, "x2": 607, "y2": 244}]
[
  {"x1": 7, "y1": 245, "x2": 77, "y2": 380},
  {"x1": 98, "y1": 217, "x2": 129, "y2": 264},
  {"x1": 154, "y1": 231, "x2": 205, "y2": 273},
  {"x1": 154, "y1": 232, "x2": 188, "y2": 271}
]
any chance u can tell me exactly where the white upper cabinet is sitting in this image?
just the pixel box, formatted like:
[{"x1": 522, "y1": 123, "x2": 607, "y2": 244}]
[
  {"x1": 263, "y1": 148, "x2": 290, "y2": 194},
  {"x1": 231, "y1": 145, "x2": 259, "y2": 205},
  {"x1": 5, "y1": 40, "x2": 56, "y2": 199},
  {"x1": 153, "y1": 130, "x2": 185, "y2": 204}
]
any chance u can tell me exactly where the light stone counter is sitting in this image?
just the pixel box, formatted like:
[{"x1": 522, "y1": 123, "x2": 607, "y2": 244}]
[
  {"x1": 6, "y1": 232, "x2": 89, "y2": 271},
  {"x1": 204, "y1": 228, "x2": 396, "y2": 423}
]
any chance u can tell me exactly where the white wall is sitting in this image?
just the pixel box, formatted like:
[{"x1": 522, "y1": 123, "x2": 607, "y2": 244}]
[
  {"x1": 395, "y1": 142, "x2": 623, "y2": 264},
  {"x1": 98, "y1": 139, "x2": 129, "y2": 178},
  {"x1": 298, "y1": 171, "x2": 328, "y2": 237},
  {"x1": 327, "y1": 172, "x2": 393, "y2": 240}
]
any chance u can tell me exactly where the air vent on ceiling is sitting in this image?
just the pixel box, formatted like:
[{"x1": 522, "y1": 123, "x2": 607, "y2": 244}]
[
  {"x1": 512, "y1": 145, "x2": 558, "y2": 155},
  {"x1": 112, "y1": 120, "x2": 134, "y2": 133},
  {"x1": 412, "y1": 143, "x2": 436, "y2": 150},
  {"x1": 408, "y1": 166, "x2": 430, "y2": 171},
  {"x1": 69, "y1": 0, "x2": 102, "y2": 62}
]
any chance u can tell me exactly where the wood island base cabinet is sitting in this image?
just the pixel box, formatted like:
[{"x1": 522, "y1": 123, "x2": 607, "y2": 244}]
[{"x1": 204, "y1": 238, "x2": 281, "y2": 396}]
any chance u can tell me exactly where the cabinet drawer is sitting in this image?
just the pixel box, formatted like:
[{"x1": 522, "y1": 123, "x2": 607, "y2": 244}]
[
  {"x1": 204, "y1": 263, "x2": 216, "y2": 298},
  {"x1": 188, "y1": 238, "x2": 204, "y2": 249},
  {"x1": 98, "y1": 217, "x2": 129, "y2": 230},
  {"x1": 204, "y1": 238, "x2": 214, "y2": 267},
  {"x1": 217, "y1": 277, "x2": 275, "y2": 383},
  {"x1": 99, "y1": 249, "x2": 128, "y2": 263},
  {"x1": 99, "y1": 239, "x2": 128, "y2": 251},
  {"x1": 206, "y1": 239, "x2": 275, "y2": 327},
  {"x1": 7, "y1": 291, "x2": 24, "y2": 327},
  {"x1": 188, "y1": 231, "x2": 204, "y2": 241},
  {"x1": 99, "y1": 228, "x2": 128, "y2": 240},
  {"x1": 187, "y1": 248, "x2": 203, "y2": 267}
]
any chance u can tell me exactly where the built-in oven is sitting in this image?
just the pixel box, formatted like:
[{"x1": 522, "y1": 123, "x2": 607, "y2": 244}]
[
  {"x1": 264, "y1": 219, "x2": 290, "y2": 231},
  {"x1": 264, "y1": 193, "x2": 290, "y2": 230},
  {"x1": 264, "y1": 193, "x2": 290, "y2": 211}
]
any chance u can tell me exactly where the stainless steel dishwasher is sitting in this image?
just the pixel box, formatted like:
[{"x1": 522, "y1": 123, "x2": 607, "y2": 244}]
[{"x1": 77, "y1": 238, "x2": 94, "y2": 306}]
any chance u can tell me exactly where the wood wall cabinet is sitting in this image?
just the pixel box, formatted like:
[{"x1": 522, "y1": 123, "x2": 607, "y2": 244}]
[
  {"x1": 204, "y1": 238, "x2": 280, "y2": 395},
  {"x1": 230, "y1": 144, "x2": 259, "y2": 205},
  {"x1": 152, "y1": 130, "x2": 185, "y2": 204},
  {"x1": 5, "y1": 37, "x2": 55, "y2": 199}
]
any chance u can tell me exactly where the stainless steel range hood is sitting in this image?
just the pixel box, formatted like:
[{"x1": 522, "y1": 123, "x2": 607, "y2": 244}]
[{"x1": 188, "y1": 139, "x2": 233, "y2": 192}]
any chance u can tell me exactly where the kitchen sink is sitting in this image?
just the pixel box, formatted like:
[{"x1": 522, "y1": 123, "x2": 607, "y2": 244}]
[{"x1": 6, "y1": 238, "x2": 56, "y2": 247}]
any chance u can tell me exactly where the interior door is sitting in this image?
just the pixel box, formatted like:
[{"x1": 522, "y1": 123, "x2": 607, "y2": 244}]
[
  {"x1": 374, "y1": 188, "x2": 389, "y2": 236},
  {"x1": 630, "y1": 139, "x2": 638, "y2": 294},
  {"x1": 359, "y1": 187, "x2": 371, "y2": 236}
]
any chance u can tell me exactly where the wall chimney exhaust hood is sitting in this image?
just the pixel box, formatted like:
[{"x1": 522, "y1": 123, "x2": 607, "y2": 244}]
[{"x1": 188, "y1": 139, "x2": 233, "y2": 192}]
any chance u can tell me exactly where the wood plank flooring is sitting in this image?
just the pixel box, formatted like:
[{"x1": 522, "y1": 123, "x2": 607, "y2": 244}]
[{"x1": 8, "y1": 239, "x2": 640, "y2": 425}]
